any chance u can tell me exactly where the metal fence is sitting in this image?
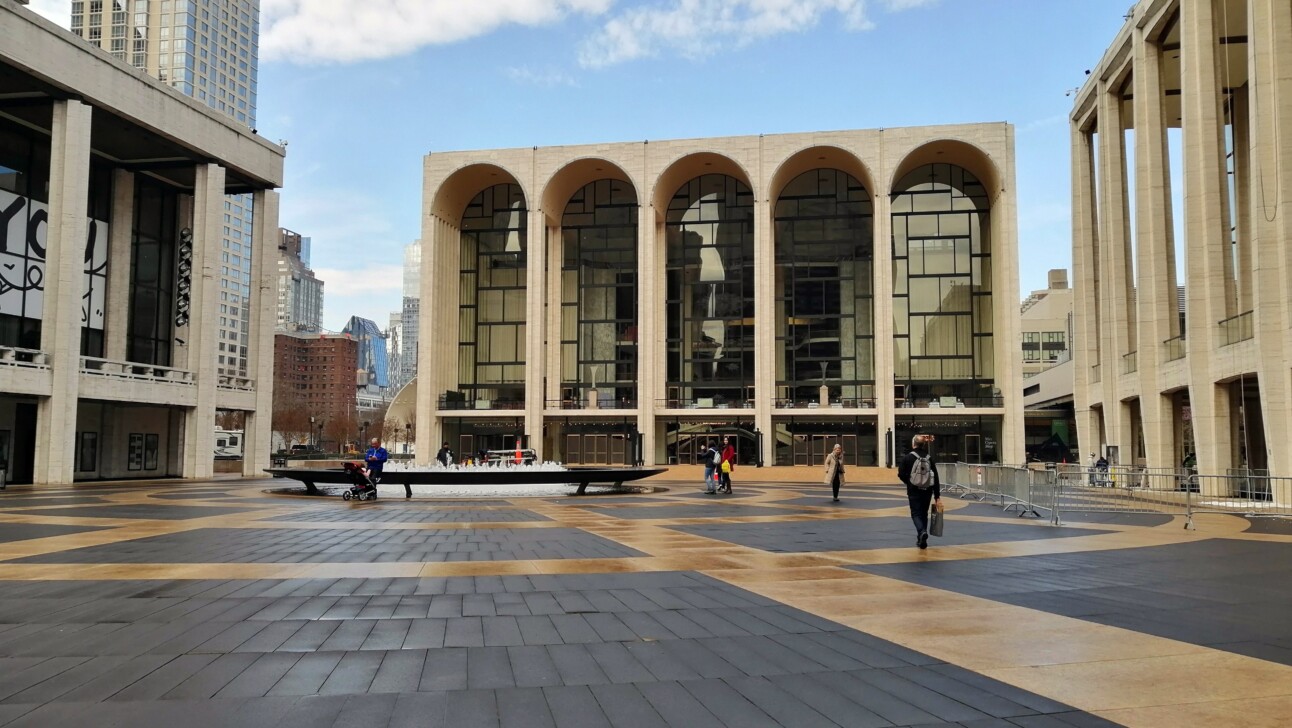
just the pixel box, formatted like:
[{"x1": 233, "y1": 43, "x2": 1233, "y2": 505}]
[{"x1": 941, "y1": 462, "x2": 1292, "y2": 529}]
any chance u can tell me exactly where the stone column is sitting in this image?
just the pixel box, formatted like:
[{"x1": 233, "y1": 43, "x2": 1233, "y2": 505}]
[
  {"x1": 544, "y1": 220, "x2": 562, "y2": 409},
  {"x1": 1071, "y1": 120, "x2": 1102, "y2": 459},
  {"x1": 1180, "y1": 0, "x2": 1234, "y2": 475},
  {"x1": 753, "y1": 197, "x2": 774, "y2": 463},
  {"x1": 243, "y1": 189, "x2": 279, "y2": 477},
  {"x1": 181, "y1": 163, "x2": 226, "y2": 479},
  {"x1": 524, "y1": 207, "x2": 545, "y2": 457},
  {"x1": 103, "y1": 169, "x2": 134, "y2": 362},
  {"x1": 1133, "y1": 29, "x2": 1180, "y2": 470},
  {"x1": 636, "y1": 201, "x2": 656, "y2": 464},
  {"x1": 1247, "y1": 0, "x2": 1292, "y2": 479},
  {"x1": 995, "y1": 125, "x2": 1025, "y2": 467},
  {"x1": 1097, "y1": 79, "x2": 1134, "y2": 463},
  {"x1": 33, "y1": 100, "x2": 92, "y2": 486},
  {"x1": 871, "y1": 151, "x2": 896, "y2": 467},
  {"x1": 416, "y1": 214, "x2": 446, "y2": 461}
]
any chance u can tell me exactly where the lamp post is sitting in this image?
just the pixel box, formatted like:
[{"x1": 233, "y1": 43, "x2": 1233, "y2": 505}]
[
  {"x1": 318, "y1": 421, "x2": 325, "y2": 453},
  {"x1": 309, "y1": 416, "x2": 315, "y2": 450},
  {"x1": 404, "y1": 423, "x2": 412, "y2": 455},
  {"x1": 361, "y1": 420, "x2": 370, "y2": 453}
]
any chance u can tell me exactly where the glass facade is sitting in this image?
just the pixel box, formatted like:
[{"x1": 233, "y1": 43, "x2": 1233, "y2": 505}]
[
  {"x1": 665, "y1": 175, "x2": 755, "y2": 406},
  {"x1": 560, "y1": 179, "x2": 638, "y2": 407},
  {"x1": 458, "y1": 184, "x2": 527, "y2": 407},
  {"x1": 774, "y1": 169, "x2": 874, "y2": 406},
  {"x1": 891, "y1": 163, "x2": 996, "y2": 407},
  {"x1": 128, "y1": 178, "x2": 179, "y2": 366},
  {"x1": 772, "y1": 417, "x2": 878, "y2": 467}
]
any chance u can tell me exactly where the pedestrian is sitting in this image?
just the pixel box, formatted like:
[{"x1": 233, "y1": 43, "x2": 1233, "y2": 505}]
[
  {"x1": 1087, "y1": 452, "x2": 1098, "y2": 486},
  {"x1": 1094, "y1": 453, "x2": 1109, "y2": 487},
  {"x1": 436, "y1": 441, "x2": 454, "y2": 467},
  {"x1": 823, "y1": 443, "x2": 846, "y2": 501},
  {"x1": 365, "y1": 437, "x2": 392, "y2": 496},
  {"x1": 702, "y1": 440, "x2": 719, "y2": 494},
  {"x1": 718, "y1": 436, "x2": 736, "y2": 494},
  {"x1": 898, "y1": 434, "x2": 941, "y2": 550}
]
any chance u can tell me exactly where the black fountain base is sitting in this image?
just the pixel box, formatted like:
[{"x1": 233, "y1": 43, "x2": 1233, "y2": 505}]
[{"x1": 264, "y1": 466, "x2": 665, "y2": 497}]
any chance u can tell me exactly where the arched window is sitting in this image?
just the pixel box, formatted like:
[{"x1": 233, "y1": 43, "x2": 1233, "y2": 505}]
[
  {"x1": 891, "y1": 163, "x2": 995, "y2": 406},
  {"x1": 458, "y1": 183, "x2": 527, "y2": 406},
  {"x1": 665, "y1": 174, "x2": 755, "y2": 405},
  {"x1": 560, "y1": 179, "x2": 638, "y2": 406},
  {"x1": 774, "y1": 169, "x2": 874, "y2": 405}
]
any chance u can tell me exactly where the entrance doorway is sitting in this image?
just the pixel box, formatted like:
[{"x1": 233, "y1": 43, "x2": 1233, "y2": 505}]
[{"x1": 9, "y1": 403, "x2": 36, "y2": 484}]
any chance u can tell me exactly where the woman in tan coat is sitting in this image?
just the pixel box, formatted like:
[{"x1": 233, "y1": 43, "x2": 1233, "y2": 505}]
[{"x1": 823, "y1": 443, "x2": 846, "y2": 501}]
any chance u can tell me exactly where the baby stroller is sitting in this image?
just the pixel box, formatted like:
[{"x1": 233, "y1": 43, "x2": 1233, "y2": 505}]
[{"x1": 342, "y1": 462, "x2": 378, "y2": 501}]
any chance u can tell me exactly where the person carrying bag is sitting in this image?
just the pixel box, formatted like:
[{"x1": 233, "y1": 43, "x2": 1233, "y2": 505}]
[{"x1": 898, "y1": 434, "x2": 942, "y2": 549}]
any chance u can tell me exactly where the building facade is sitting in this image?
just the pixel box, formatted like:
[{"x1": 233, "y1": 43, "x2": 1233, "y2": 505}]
[
  {"x1": 1020, "y1": 269, "x2": 1073, "y2": 379},
  {"x1": 399, "y1": 239, "x2": 420, "y2": 392},
  {"x1": 0, "y1": 1, "x2": 283, "y2": 484},
  {"x1": 70, "y1": 0, "x2": 261, "y2": 380},
  {"x1": 275, "y1": 226, "x2": 323, "y2": 332},
  {"x1": 1071, "y1": 0, "x2": 1291, "y2": 476},
  {"x1": 416, "y1": 127, "x2": 1023, "y2": 468},
  {"x1": 1020, "y1": 270, "x2": 1077, "y2": 461},
  {"x1": 272, "y1": 332, "x2": 357, "y2": 448},
  {"x1": 342, "y1": 315, "x2": 390, "y2": 414},
  {"x1": 387, "y1": 311, "x2": 403, "y2": 392}
]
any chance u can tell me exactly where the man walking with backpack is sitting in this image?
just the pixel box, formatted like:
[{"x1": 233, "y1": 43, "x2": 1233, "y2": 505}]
[{"x1": 898, "y1": 434, "x2": 942, "y2": 550}]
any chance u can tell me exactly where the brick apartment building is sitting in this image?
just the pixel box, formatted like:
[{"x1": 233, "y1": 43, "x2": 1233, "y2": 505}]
[{"x1": 273, "y1": 333, "x2": 358, "y2": 446}]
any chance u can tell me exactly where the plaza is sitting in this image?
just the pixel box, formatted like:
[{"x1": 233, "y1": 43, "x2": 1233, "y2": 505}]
[{"x1": 0, "y1": 476, "x2": 1289, "y2": 726}]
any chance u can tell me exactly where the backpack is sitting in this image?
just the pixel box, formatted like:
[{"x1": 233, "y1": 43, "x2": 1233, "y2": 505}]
[
  {"x1": 909, "y1": 453, "x2": 933, "y2": 488},
  {"x1": 711, "y1": 448, "x2": 722, "y2": 468}
]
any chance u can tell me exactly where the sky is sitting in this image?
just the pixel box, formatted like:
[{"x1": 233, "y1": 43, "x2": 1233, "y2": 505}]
[{"x1": 27, "y1": 0, "x2": 1138, "y2": 332}]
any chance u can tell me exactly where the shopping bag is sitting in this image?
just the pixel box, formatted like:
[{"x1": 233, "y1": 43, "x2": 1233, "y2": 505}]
[
  {"x1": 928, "y1": 504, "x2": 944, "y2": 537},
  {"x1": 721, "y1": 460, "x2": 732, "y2": 474}
]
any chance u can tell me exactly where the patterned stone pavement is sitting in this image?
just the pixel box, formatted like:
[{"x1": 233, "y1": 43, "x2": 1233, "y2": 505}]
[{"x1": 0, "y1": 476, "x2": 1289, "y2": 727}]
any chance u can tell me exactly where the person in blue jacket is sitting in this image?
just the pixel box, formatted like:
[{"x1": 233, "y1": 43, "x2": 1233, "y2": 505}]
[{"x1": 365, "y1": 437, "x2": 392, "y2": 495}]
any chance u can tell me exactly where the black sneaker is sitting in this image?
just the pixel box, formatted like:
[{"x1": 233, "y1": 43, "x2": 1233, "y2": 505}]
[{"x1": 918, "y1": 533, "x2": 928, "y2": 549}]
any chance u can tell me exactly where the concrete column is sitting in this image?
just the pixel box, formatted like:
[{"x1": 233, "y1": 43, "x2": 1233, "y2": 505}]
[
  {"x1": 1133, "y1": 29, "x2": 1180, "y2": 470},
  {"x1": 994, "y1": 125, "x2": 1025, "y2": 466},
  {"x1": 1071, "y1": 121, "x2": 1102, "y2": 458},
  {"x1": 524, "y1": 208, "x2": 545, "y2": 457},
  {"x1": 1097, "y1": 80, "x2": 1134, "y2": 462},
  {"x1": 871, "y1": 153, "x2": 896, "y2": 466},
  {"x1": 753, "y1": 197, "x2": 774, "y2": 462},
  {"x1": 33, "y1": 100, "x2": 92, "y2": 486},
  {"x1": 544, "y1": 221, "x2": 562, "y2": 407},
  {"x1": 181, "y1": 163, "x2": 226, "y2": 479},
  {"x1": 1180, "y1": 0, "x2": 1234, "y2": 473},
  {"x1": 103, "y1": 169, "x2": 134, "y2": 362},
  {"x1": 416, "y1": 215, "x2": 444, "y2": 461},
  {"x1": 243, "y1": 189, "x2": 279, "y2": 477},
  {"x1": 1247, "y1": 0, "x2": 1292, "y2": 478}
]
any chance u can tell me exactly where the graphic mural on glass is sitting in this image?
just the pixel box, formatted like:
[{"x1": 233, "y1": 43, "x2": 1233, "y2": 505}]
[{"x1": 665, "y1": 174, "x2": 755, "y2": 406}]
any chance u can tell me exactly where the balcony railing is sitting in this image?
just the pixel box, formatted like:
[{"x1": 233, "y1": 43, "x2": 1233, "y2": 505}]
[
  {"x1": 0, "y1": 345, "x2": 50, "y2": 370},
  {"x1": 1121, "y1": 350, "x2": 1138, "y2": 375},
  {"x1": 545, "y1": 398, "x2": 638, "y2": 410},
  {"x1": 658, "y1": 398, "x2": 755, "y2": 410},
  {"x1": 1091, "y1": 364, "x2": 1101, "y2": 383},
  {"x1": 1219, "y1": 310, "x2": 1254, "y2": 346},
  {"x1": 218, "y1": 375, "x2": 256, "y2": 391},
  {"x1": 81, "y1": 357, "x2": 195, "y2": 384},
  {"x1": 437, "y1": 396, "x2": 525, "y2": 411},
  {"x1": 1163, "y1": 335, "x2": 1186, "y2": 362},
  {"x1": 896, "y1": 396, "x2": 1003, "y2": 409},
  {"x1": 775, "y1": 398, "x2": 877, "y2": 409}
]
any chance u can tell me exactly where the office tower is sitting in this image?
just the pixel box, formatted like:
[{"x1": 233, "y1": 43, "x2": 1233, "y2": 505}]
[
  {"x1": 400, "y1": 240, "x2": 420, "y2": 390},
  {"x1": 70, "y1": 0, "x2": 261, "y2": 377},
  {"x1": 275, "y1": 227, "x2": 323, "y2": 332}
]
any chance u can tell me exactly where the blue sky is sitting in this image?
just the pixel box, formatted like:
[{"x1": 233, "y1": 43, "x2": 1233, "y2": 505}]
[{"x1": 30, "y1": 0, "x2": 1136, "y2": 332}]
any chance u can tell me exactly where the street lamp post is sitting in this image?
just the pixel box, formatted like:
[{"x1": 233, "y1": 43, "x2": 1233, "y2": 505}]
[{"x1": 309, "y1": 416, "x2": 315, "y2": 450}]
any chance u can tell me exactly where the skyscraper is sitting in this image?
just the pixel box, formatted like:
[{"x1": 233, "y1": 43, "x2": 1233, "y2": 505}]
[
  {"x1": 276, "y1": 227, "x2": 323, "y2": 332},
  {"x1": 70, "y1": 0, "x2": 260, "y2": 377},
  {"x1": 400, "y1": 240, "x2": 421, "y2": 390}
]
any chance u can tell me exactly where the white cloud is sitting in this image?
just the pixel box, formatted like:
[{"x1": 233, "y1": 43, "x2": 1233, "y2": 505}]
[
  {"x1": 313, "y1": 264, "x2": 405, "y2": 332},
  {"x1": 261, "y1": 0, "x2": 613, "y2": 64},
  {"x1": 506, "y1": 66, "x2": 579, "y2": 87},
  {"x1": 23, "y1": 0, "x2": 70, "y2": 28},
  {"x1": 579, "y1": 0, "x2": 937, "y2": 68}
]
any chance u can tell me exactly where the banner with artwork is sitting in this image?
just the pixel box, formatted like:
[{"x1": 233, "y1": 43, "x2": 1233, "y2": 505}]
[{"x1": 0, "y1": 188, "x2": 108, "y2": 330}]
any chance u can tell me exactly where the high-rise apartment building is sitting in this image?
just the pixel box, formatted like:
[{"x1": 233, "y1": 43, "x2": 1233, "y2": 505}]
[
  {"x1": 275, "y1": 227, "x2": 323, "y2": 332},
  {"x1": 400, "y1": 240, "x2": 421, "y2": 391},
  {"x1": 387, "y1": 311, "x2": 403, "y2": 392},
  {"x1": 70, "y1": 0, "x2": 261, "y2": 378}
]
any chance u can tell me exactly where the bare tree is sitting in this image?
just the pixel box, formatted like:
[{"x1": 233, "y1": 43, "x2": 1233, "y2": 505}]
[
  {"x1": 271, "y1": 393, "x2": 312, "y2": 451},
  {"x1": 384, "y1": 414, "x2": 404, "y2": 454},
  {"x1": 215, "y1": 410, "x2": 245, "y2": 430},
  {"x1": 325, "y1": 406, "x2": 359, "y2": 454}
]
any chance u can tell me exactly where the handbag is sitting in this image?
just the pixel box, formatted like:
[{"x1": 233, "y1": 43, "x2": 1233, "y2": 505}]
[
  {"x1": 721, "y1": 460, "x2": 732, "y2": 474},
  {"x1": 928, "y1": 502, "x2": 944, "y2": 537}
]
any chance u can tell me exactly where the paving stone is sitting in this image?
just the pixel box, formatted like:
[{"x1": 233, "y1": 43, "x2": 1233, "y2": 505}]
[
  {"x1": 506, "y1": 645, "x2": 564, "y2": 689},
  {"x1": 497, "y1": 687, "x2": 555, "y2": 728},
  {"x1": 547, "y1": 644, "x2": 611, "y2": 686},
  {"x1": 467, "y1": 647, "x2": 515, "y2": 690},
  {"x1": 420, "y1": 647, "x2": 468, "y2": 692},
  {"x1": 542, "y1": 685, "x2": 612, "y2": 728}
]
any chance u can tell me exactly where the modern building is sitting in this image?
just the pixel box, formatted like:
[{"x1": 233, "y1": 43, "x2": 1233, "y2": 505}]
[
  {"x1": 415, "y1": 126, "x2": 1023, "y2": 468},
  {"x1": 0, "y1": 1, "x2": 283, "y2": 484},
  {"x1": 387, "y1": 311, "x2": 403, "y2": 392},
  {"x1": 399, "y1": 239, "x2": 420, "y2": 391},
  {"x1": 1020, "y1": 269, "x2": 1073, "y2": 378},
  {"x1": 275, "y1": 226, "x2": 323, "y2": 332},
  {"x1": 341, "y1": 315, "x2": 390, "y2": 414},
  {"x1": 272, "y1": 332, "x2": 357, "y2": 448},
  {"x1": 69, "y1": 0, "x2": 262, "y2": 380},
  {"x1": 1020, "y1": 269, "x2": 1077, "y2": 461},
  {"x1": 1071, "y1": 0, "x2": 1291, "y2": 476}
]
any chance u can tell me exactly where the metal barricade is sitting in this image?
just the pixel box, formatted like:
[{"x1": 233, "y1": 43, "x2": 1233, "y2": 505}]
[
  {"x1": 1188, "y1": 473, "x2": 1292, "y2": 519},
  {"x1": 943, "y1": 462, "x2": 1043, "y2": 518},
  {"x1": 1046, "y1": 464, "x2": 1194, "y2": 528}
]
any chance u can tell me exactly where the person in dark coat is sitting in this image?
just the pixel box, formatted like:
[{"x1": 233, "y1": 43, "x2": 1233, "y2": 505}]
[
  {"x1": 436, "y1": 441, "x2": 454, "y2": 467},
  {"x1": 898, "y1": 434, "x2": 942, "y2": 550},
  {"x1": 718, "y1": 436, "x2": 736, "y2": 494}
]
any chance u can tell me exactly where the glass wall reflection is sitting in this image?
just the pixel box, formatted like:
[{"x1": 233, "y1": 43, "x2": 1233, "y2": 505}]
[
  {"x1": 774, "y1": 169, "x2": 874, "y2": 406},
  {"x1": 458, "y1": 183, "x2": 527, "y2": 408},
  {"x1": 559, "y1": 179, "x2": 638, "y2": 408},
  {"x1": 891, "y1": 163, "x2": 996, "y2": 407},
  {"x1": 665, "y1": 174, "x2": 755, "y2": 407}
]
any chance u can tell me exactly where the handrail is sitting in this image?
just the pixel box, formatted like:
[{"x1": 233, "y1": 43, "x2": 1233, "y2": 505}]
[
  {"x1": 0, "y1": 345, "x2": 50, "y2": 369},
  {"x1": 1218, "y1": 310, "x2": 1254, "y2": 346},
  {"x1": 1163, "y1": 335, "x2": 1186, "y2": 362},
  {"x1": 80, "y1": 356, "x2": 195, "y2": 384}
]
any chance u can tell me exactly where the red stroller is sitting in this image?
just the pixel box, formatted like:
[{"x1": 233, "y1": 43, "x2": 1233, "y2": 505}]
[{"x1": 342, "y1": 462, "x2": 378, "y2": 501}]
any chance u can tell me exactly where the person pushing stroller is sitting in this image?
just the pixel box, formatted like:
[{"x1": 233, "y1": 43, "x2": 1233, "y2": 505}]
[{"x1": 342, "y1": 461, "x2": 378, "y2": 501}]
